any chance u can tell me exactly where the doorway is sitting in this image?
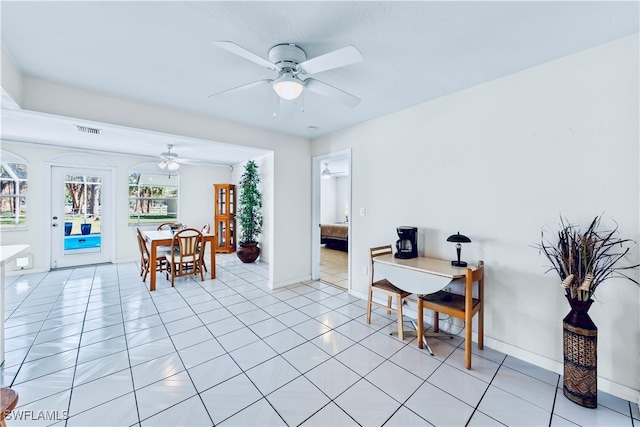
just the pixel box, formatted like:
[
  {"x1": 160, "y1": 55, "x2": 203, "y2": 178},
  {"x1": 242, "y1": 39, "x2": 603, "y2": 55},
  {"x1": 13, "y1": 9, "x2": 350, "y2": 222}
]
[
  {"x1": 312, "y1": 150, "x2": 351, "y2": 290},
  {"x1": 51, "y1": 166, "x2": 112, "y2": 268}
]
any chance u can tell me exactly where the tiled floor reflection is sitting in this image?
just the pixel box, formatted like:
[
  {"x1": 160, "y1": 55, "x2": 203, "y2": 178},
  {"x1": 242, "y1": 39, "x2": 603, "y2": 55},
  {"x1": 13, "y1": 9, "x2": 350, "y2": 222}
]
[
  {"x1": 2, "y1": 254, "x2": 637, "y2": 426},
  {"x1": 320, "y1": 247, "x2": 348, "y2": 289}
]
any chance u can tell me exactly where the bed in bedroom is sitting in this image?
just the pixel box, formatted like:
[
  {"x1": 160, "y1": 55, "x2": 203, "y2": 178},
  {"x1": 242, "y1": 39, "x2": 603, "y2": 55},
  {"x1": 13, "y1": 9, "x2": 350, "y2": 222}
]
[{"x1": 320, "y1": 223, "x2": 349, "y2": 252}]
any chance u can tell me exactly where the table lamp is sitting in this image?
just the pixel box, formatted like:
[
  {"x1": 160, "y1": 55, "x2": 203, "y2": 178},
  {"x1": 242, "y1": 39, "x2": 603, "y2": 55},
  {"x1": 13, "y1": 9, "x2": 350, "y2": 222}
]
[{"x1": 447, "y1": 232, "x2": 471, "y2": 267}]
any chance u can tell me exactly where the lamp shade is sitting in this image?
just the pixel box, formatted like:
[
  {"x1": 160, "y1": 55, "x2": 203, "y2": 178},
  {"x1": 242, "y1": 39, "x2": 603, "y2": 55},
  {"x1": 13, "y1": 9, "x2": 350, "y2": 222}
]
[
  {"x1": 272, "y1": 72, "x2": 304, "y2": 100},
  {"x1": 160, "y1": 159, "x2": 180, "y2": 170},
  {"x1": 447, "y1": 232, "x2": 471, "y2": 267},
  {"x1": 447, "y1": 232, "x2": 471, "y2": 243}
]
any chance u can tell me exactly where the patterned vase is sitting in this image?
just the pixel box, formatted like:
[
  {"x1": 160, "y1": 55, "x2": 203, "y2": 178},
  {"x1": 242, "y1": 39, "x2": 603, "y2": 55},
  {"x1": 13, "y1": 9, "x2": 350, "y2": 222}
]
[{"x1": 563, "y1": 297, "x2": 597, "y2": 408}]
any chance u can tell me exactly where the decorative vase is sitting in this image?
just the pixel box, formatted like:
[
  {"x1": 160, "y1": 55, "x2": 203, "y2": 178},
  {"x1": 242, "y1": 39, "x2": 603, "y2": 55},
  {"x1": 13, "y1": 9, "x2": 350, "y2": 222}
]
[
  {"x1": 64, "y1": 222, "x2": 73, "y2": 236},
  {"x1": 563, "y1": 296, "x2": 597, "y2": 408},
  {"x1": 237, "y1": 242, "x2": 260, "y2": 263}
]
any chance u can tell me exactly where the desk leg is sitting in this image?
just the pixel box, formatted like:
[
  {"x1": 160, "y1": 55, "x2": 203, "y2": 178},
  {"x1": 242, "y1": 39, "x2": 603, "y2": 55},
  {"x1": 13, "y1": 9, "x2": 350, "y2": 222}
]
[
  {"x1": 150, "y1": 242, "x2": 157, "y2": 292},
  {"x1": 388, "y1": 319, "x2": 436, "y2": 355},
  {"x1": 411, "y1": 319, "x2": 435, "y2": 355}
]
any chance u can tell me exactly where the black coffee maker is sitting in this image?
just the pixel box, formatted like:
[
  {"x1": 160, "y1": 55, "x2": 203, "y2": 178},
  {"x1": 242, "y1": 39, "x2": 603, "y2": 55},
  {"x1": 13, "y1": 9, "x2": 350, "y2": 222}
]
[{"x1": 395, "y1": 226, "x2": 418, "y2": 259}]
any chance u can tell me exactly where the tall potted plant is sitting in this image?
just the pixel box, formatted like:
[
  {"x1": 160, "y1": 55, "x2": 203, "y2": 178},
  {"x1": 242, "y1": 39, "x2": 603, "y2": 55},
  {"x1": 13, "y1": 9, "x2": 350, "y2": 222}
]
[
  {"x1": 538, "y1": 215, "x2": 638, "y2": 408},
  {"x1": 236, "y1": 160, "x2": 263, "y2": 263}
]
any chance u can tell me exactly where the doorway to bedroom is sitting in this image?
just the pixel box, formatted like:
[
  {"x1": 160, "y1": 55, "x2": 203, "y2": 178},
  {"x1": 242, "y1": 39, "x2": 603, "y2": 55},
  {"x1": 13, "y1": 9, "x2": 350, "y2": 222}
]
[{"x1": 312, "y1": 150, "x2": 351, "y2": 290}]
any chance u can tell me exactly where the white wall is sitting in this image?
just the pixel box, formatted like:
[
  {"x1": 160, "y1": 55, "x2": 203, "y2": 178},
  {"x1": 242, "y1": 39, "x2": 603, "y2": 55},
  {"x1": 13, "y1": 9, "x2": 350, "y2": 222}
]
[
  {"x1": 320, "y1": 178, "x2": 337, "y2": 224},
  {"x1": 7, "y1": 78, "x2": 312, "y2": 288},
  {"x1": 335, "y1": 176, "x2": 349, "y2": 222},
  {"x1": 312, "y1": 35, "x2": 640, "y2": 400},
  {"x1": 0, "y1": 141, "x2": 231, "y2": 269},
  {"x1": 320, "y1": 176, "x2": 349, "y2": 224},
  {"x1": 1, "y1": 46, "x2": 23, "y2": 106}
]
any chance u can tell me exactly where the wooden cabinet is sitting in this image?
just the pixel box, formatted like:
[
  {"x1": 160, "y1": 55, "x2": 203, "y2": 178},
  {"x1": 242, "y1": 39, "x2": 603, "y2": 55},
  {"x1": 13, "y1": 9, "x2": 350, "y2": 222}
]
[{"x1": 214, "y1": 184, "x2": 236, "y2": 253}]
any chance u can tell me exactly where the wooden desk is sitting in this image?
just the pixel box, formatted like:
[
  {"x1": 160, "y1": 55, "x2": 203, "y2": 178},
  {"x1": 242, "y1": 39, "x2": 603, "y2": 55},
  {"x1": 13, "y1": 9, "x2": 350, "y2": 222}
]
[
  {"x1": 373, "y1": 254, "x2": 470, "y2": 293},
  {"x1": 373, "y1": 254, "x2": 472, "y2": 353},
  {"x1": 142, "y1": 230, "x2": 215, "y2": 291},
  {"x1": 0, "y1": 245, "x2": 30, "y2": 364}
]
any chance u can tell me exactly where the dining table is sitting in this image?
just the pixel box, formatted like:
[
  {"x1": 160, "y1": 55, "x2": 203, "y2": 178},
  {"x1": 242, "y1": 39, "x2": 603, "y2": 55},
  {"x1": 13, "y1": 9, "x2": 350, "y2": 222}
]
[
  {"x1": 142, "y1": 230, "x2": 216, "y2": 291},
  {"x1": 373, "y1": 254, "x2": 473, "y2": 354}
]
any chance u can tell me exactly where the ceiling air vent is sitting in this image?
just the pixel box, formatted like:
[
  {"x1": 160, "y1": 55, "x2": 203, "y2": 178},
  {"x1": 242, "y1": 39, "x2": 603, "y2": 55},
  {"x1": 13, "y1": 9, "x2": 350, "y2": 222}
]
[{"x1": 74, "y1": 125, "x2": 101, "y2": 135}]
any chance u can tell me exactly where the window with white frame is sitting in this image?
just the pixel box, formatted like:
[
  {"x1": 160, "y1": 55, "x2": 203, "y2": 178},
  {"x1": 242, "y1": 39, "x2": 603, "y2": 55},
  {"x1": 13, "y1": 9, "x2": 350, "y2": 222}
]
[
  {"x1": 128, "y1": 164, "x2": 179, "y2": 225},
  {"x1": 0, "y1": 151, "x2": 28, "y2": 229}
]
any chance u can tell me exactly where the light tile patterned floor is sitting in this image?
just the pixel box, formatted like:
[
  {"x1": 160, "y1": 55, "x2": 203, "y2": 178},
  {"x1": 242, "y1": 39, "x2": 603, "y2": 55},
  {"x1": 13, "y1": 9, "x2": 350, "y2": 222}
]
[
  {"x1": 320, "y1": 247, "x2": 348, "y2": 289},
  {"x1": 2, "y1": 254, "x2": 638, "y2": 426}
]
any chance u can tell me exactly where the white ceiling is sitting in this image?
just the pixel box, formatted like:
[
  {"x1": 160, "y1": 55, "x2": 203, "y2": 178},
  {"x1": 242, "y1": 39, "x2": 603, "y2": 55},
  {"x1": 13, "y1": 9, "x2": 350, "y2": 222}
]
[{"x1": 1, "y1": 1, "x2": 638, "y2": 165}]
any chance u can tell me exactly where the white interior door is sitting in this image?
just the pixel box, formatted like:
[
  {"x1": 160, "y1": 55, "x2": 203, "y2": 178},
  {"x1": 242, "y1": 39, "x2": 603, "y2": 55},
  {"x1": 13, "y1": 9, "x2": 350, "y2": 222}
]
[{"x1": 51, "y1": 166, "x2": 112, "y2": 268}]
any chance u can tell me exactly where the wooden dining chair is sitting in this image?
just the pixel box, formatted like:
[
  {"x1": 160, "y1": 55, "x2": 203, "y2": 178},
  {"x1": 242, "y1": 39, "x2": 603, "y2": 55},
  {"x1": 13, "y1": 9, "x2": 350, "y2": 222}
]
[
  {"x1": 366, "y1": 245, "x2": 412, "y2": 340},
  {"x1": 136, "y1": 227, "x2": 169, "y2": 282},
  {"x1": 417, "y1": 260, "x2": 484, "y2": 369},
  {"x1": 167, "y1": 228, "x2": 205, "y2": 286},
  {"x1": 0, "y1": 388, "x2": 18, "y2": 427},
  {"x1": 157, "y1": 222, "x2": 182, "y2": 231},
  {"x1": 200, "y1": 224, "x2": 210, "y2": 272}
]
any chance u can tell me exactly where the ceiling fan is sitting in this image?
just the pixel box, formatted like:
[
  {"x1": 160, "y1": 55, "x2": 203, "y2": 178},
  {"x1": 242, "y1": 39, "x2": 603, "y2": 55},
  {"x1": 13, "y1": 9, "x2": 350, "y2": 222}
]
[
  {"x1": 210, "y1": 41, "x2": 364, "y2": 111},
  {"x1": 157, "y1": 144, "x2": 201, "y2": 170},
  {"x1": 158, "y1": 144, "x2": 181, "y2": 170},
  {"x1": 321, "y1": 162, "x2": 348, "y2": 179}
]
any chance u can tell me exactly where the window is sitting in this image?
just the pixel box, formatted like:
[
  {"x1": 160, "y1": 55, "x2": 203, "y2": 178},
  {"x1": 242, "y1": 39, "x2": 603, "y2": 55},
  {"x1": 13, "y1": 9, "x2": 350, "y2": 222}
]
[
  {"x1": 0, "y1": 151, "x2": 28, "y2": 229},
  {"x1": 129, "y1": 165, "x2": 179, "y2": 225}
]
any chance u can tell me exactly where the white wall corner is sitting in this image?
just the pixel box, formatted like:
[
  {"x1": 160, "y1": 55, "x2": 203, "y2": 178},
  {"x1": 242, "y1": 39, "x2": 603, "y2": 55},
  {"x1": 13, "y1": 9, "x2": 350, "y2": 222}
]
[{"x1": 1, "y1": 46, "x2": 23, "y2": 108}]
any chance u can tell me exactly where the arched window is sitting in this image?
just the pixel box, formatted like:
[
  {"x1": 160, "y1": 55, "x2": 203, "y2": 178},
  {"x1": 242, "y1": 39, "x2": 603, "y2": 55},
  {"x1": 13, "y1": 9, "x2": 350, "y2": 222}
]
[
  {"x1": 0, "y1": 151, "x2": 28, "y2": 229},
  {"x1": 128, "y1": 163, "x2": 179, "y2": 225}
]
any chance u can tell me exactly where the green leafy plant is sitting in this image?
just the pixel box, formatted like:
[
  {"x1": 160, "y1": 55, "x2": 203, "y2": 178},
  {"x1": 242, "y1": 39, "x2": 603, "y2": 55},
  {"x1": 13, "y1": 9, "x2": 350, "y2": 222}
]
[
  {"x1": 237, "y1": 160, "x2": 263, "y2": 244},
  {"x1": 539, "y1": 216, "x2": 639, "y2": 302}
]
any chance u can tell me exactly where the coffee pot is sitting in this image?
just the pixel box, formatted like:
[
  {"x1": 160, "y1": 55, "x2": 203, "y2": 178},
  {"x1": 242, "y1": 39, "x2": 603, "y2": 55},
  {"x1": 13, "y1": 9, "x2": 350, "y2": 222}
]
[{"x1": 395, "y1": 226, "x2": 418, "y2": 259}]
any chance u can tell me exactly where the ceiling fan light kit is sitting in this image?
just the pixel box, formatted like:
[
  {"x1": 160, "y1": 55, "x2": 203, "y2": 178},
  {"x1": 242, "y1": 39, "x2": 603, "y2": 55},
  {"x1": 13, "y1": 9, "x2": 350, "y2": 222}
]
[
  {"x1": 167, "y1": 161, "x2": 180, "y2": 171},
  {"x1": 272, "y1": 72, "x2": 304, "y2": 100},
  {"x1": 158, "y1": 144, "x2": 181, "y2": 170},
  {"x1": 158, "y1": 159, "x2": 180, "y2": 170}
]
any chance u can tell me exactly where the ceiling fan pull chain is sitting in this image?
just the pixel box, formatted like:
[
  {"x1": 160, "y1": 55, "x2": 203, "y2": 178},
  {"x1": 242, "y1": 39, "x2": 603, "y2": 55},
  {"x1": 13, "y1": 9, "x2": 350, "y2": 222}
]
[
  {"x1": 301, "y1": 92, "x2": 305, "y2": 113},
  {"x1": 273, "y1": 92, "x2": 277, "y2": 118}
]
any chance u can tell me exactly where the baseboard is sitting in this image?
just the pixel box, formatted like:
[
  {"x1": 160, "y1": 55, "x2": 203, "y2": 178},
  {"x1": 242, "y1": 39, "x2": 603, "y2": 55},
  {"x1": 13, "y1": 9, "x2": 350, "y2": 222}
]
[
  {"x1": 6, "y1": 267, "x2": 47, "y2": 277},
  {"x1": 271, "y1": 274, "x2": 312, "y2": 290}
]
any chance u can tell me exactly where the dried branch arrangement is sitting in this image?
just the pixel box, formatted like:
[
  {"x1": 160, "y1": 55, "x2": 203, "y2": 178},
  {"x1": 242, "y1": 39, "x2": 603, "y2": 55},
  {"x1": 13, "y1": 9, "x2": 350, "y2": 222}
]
[{"x1": 539, "y1": 216, "x2": 639, "y2": 302}]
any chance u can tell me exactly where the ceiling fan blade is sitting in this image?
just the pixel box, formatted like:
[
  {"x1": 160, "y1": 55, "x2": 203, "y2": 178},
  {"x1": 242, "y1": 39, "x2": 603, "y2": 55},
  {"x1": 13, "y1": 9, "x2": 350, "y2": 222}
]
[
  {"x1": 298, "y1": 45, "x2": 363, "y2": 75},
  {"x1": 178, "y1": 158, "x2": 203, "y2": 165},
  {"x1": 304, "y1": 79, "x2": 361, "y2": 108},
  {"x1": 213, "y1": 41, "x2": 279, "y2": 71},
  {"x1": 208, "y1": 79, "x2": 272, "y2": 98}
]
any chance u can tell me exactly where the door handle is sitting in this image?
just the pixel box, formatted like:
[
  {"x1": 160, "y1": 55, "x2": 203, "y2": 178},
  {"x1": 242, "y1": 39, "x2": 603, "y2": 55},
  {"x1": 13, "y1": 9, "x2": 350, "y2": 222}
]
[{"x1": 52, "y1": 223, "x2": 59, "y2": 227}]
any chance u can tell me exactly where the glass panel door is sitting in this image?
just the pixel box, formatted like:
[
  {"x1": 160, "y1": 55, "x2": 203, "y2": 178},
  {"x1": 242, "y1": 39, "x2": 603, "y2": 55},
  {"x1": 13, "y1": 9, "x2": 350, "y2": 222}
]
[{"x1": 51, "y1": 167, "x2": 111, "y2": 268}]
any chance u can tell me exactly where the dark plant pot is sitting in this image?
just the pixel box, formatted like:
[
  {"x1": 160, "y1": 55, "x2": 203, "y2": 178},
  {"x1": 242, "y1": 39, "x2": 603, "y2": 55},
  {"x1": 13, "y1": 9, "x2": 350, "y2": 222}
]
[
  {"x1": 563, "y1": 297, "x2": 597, "y2": 408},
  {"x1": 81, "y1": 224, "x2": 92, "y2": 235},
  {"x1": 64, "y1": 222, "x2": 73, "y2": 236},
  {"x1": 237, "y1": 242, "x2": 260, "y2": 263}
]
